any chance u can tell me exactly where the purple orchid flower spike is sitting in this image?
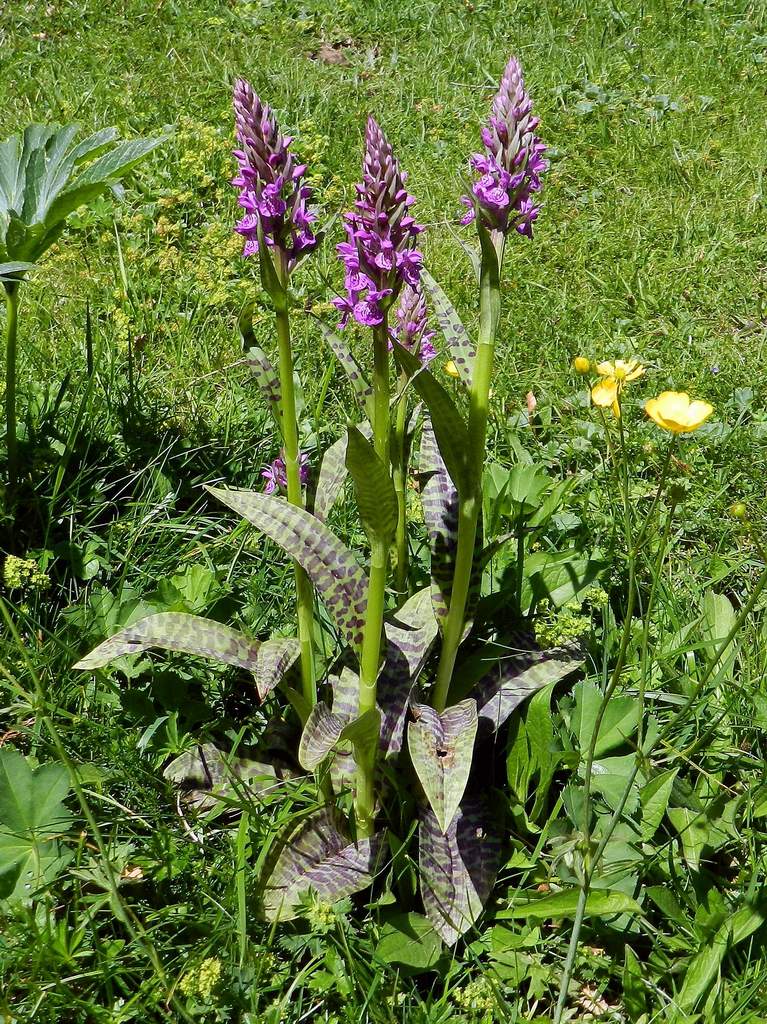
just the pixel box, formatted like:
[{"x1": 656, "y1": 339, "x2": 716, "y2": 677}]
[
  {"x1": 391, "y1": 283, "x2": 436, "y2": 364},
  {"x1": 461, "y1": 56, "x2": 548, "y2": 238},
  {"x1": 333, "y1": 117, "x2": 424, "y2": 329},
  {"x1": 262, "y1": 451, "x2": 310, "y2": 494},
  {"x1": 232, "y1": 79, "x2": 319, "y2": 270}
]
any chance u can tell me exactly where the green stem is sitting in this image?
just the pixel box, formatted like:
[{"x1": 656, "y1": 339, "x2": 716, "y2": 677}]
[
  {"x1": 354, "y1": 319, "x2": 391, "y2": 837},
  {"x1": 392, "y1": 372, "x2": 409, "y2": 605},
  {"x1": 431, "y1": 234, "x2": 501, "y2": 713},
  {"x1": 274, "y1": 263, "x2": 316, "y2": 710},
  {"x1": 553, "y1": 437, "x2": 677, "y2": 1024},
  {"x1": 4, "y1": 282, "x2": 19, "y2": 493}
]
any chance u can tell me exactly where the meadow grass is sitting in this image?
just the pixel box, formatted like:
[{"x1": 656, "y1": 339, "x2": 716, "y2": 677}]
[{"x1": 1, "y1": 0, "x2": 767, "y2": 1021}]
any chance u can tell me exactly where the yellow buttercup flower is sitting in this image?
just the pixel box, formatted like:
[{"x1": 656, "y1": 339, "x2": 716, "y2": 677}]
[
  {"x1": 645, "y1": 391, "x2": 713, "y2": 434},
  {"x1": 573, "y1": 356, "x2": 591, "y2": 374},
  {"x1": 444, "y1": 359, "x2": 460, "y2": 378},
  {"x1": 591, "y1": 378, "x2": 621, "y2": 418},
  {"x1": 596, "y1": 359, "x2": 645, "y2": 382}
]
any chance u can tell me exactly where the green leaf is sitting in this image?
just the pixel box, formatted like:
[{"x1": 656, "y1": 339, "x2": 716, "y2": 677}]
[
  {"x1": 640, "y1": 769, "x2": 678, "y2": 840},
  {"x1": 207, "y1": 486, "x2": 368, "y2": 654},
  {"x1": 524, "y1": 549, "x2": 607, "y2": 611},
  {"x1": 314, "y1": 422, "x2": 372, "y2": 523},
  {"x1": 73, "y1": 612, "x2": 291, "y2": 695},
  {"x1": 573, "y1": 680, "x2": 639, "y2": 758},
  {"x1": 667, "y1": 805, "x2": 728, "y2": 873},
  {"x1": 586, "y1": 754, "x2": 640, "y2": 814},
  {"x1": 700, "y1": 591, "x2": 737, "y2": 682},
  {"x1": 315, "y1": 317, "x2": 373, "y2": 414},
  {"x1": 623, "y1": 945, "x2": 647, "y2": 1022},
  {"x1": 420, "y1": 268, "x2": 475, "y2": 384},
  {"x1": 0, "y1": 748, "x2": 73, "y2": 905},
  {"x1": 499, "y1": 888, "x2": 642, "y2": 921},
  {"x1": 375, "y1": 912, "x2": 442, "y2": 971},
  {"x1": 419, "y1": 416, "x2": 461, "y2": 630},
  {"x1": 392, "y1": 341, "x2": 470, "y2": 494},
  {"x1": 262, "y1": 808, "x2": 384, "y2": 922},
  {"x1": 239, "y1": 305, "x2": 281, "y2": 420},
  {"x1": 163, "y1": 742, "x2": 296, "y2": 813},
  {"x1": 0, "y1": 260, "x2": 36, "y2": 281},
  {"x1": 345, "y1": 424, "x2": 398, "y2": 545},
  {"x1": 408, "y1": 700, "x2": 477, "y2": 833},
  {"x1": 677, "y1": 901, "x2": 766, "y2": 1012},
  {"x1": 419, "y1": 796, "x2": 500, "y2": 944},
  {"x1": 476, "y1": 643, "x2": 583, "y2": 733}
]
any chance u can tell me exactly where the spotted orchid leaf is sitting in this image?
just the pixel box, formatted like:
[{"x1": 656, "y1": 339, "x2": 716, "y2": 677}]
[
  {"x1": 239, "y1": 306, "x2": 281, "y2": 419},
  {"x1": 164, "y1": 742, "x2": 296, "y2": 813},
  {"x1": 474, "y1": 640, "x2": 583, "y2": 733},
  {"x1": 345, "y1": 424, "x2": 398, "y2": 546},
  {"x1": 378, "y1": 587, "x2": 439, "y2": 757},
  {"x1": 328, "y1": 667, "x2": 363, "y2": 794},
  {"x1": 419, "y1": 795, "x2": 500, "y2": 945},
  {"x1": 74, "y1": 612, "x2": 299, "y2": 701},
  {"x1": 314, "y1": 422, "x2": 372, "y2": 523},
  {"x1": 263, "y1": 808, "x2": 385, "y2": 922},
  {"x1": 207, "y1": 487, "x2": 368, "y2": 654},
  {"x1": 298, "y1": 702, "x2": 380, "y2": 773},
  {"x1": 419, "y1": 417, "x2": 483, "y2": 636},
  {"x1": 315, "y1": 317, "x2": 373, "y2": 415},
  {"x1": 392, "y1": 342, "x2": 470, "y2": 495},
  {"x1": 408, "y1": 700, "x2": 478, "y2": 833},
  {"x1": 421, "y1": 268, "x2": 476, "y2": 385}
]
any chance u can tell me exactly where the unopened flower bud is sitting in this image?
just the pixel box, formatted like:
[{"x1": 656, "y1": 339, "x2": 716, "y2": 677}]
[
  {"x1": 729, "y1": 502, "x2": 747, "y2": 520},
  {"x1": 573, "y1": 356, "x2": 590, "y2": 374}
]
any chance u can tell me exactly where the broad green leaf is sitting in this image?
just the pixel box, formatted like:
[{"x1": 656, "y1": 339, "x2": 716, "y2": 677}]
[
  {"x1": 314, "y1": 422, "x2": 372, "y2": 522},
  {"x1": 76, "y1": 613, "x2": 298, "y2": 699},
  {"x1": 392, "y1": 341, "x2": 470, "y2": 494},
  {"x1": 701, "y1": 591, "x2": 737, "y2": 682},
  {"x1": 420, "y1": 268, "x2": 475, "y2": 384},
  {"x1": 667, "y1": 805, "x2": 728, "y2": 873},
  {"x1": 499, "y1": 888, "x2": 642, "y2": 921},
  {"x1": 345, "y1": 424, "x2": 398, "y2": 546},
  {"x1": 207, "y1": 487, "x2": 368, "y2": 653},
  {"x1": 677, "y1": 902, "x2": 766, "y2": 1012},
  {"x1": 263, "y1": 808, "x2": 384, "y2": 922},
  {"x1": 375, "y1": 912, "x2": 442, "y2": 971},
  {"x1": 419, "y1": 796, "x2": 499, "y2": 944},
  {"x1": 623, "y1": 945, "x2": 647, "y2": 1022},
  {"x1": 640, "y1": 769, "x2": 678, "y2": 840},
  {"x1": 408, "y1": 700, "x2": 477, "y2": 833},
  {"x1": 524, "y1": 549, "x2": 607, "y2": 611},
  {"x1": 586, "y1": 754, "x2": 640, "y2": 814},
  {"x1": 315, "y1": 317, "x2": 373, "y2": 414},
  {"x1": 573, "y1": 680, "x2": 639, "y2": 758}
]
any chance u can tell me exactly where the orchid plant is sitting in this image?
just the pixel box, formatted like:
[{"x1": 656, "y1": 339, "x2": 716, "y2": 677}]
[{"x1": 74, "y1": 59, "x2": 585, "y2": 944}]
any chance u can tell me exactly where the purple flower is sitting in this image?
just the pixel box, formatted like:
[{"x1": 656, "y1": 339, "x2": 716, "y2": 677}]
[
  {"x1": 262, "y1": 450, "x2": 310, "y2": 493},
  {"x1": 462, "y1": 57, "x2": 548, "y2": 238},
  {"x1": 390, "y1": 284, "x2": 436, "y2": 365},
  {"x1": 233, "y1": 79, "x2": 319, "y2": 270},
  {"x1": 335, "y1": 117, "x2": 424, "y2": 329}
]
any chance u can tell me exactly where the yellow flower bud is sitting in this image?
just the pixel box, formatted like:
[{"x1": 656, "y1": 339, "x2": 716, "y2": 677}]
[{"x1": 573, "y1": 356, "x2": 590, "y2": 374}]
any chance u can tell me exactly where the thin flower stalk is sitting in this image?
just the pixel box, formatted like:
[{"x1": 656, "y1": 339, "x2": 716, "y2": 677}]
[
  {"x1": 337, "y1": 120, "x2": 424, "y2": 836},
  {"x1": 433, "y1": 56, "x2": 547, "y2": 712},
  {"x1": 233, "y1": 79, "x2": 319, "y2": 709}
]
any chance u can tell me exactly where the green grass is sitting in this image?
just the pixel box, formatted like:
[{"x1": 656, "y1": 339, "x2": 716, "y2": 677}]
[{"x1": 2, "y1": 0, "x2": 767, "y2": 1021}]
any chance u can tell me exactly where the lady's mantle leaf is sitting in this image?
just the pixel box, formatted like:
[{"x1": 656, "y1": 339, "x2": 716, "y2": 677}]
[
  {"x1": 207, "y1": 487, "x2": 368, "y2": 654},
  {"x1": 263, "y1": 808, "x2": 384, "y2": 922},
  {"x1": 419, "y1": 796, "x2": 500, "y2": 944},
  {"x1": 74, "y1": 613, "x2": 297, "y2": 698},
  {"x1": 408, "y1": 700, "x2": 478, "y2": 833}
]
